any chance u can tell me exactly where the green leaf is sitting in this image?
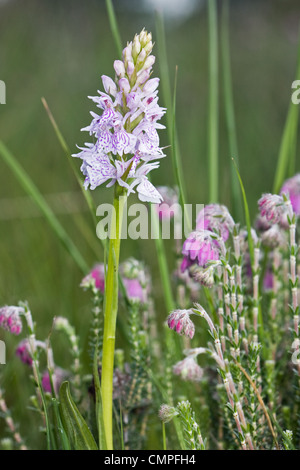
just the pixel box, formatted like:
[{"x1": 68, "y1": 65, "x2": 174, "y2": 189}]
[{"x1": 59, "y1": 381, "x2": 98, "y2": 450}]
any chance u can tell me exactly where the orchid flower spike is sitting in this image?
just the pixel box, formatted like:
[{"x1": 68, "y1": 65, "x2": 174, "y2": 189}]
[{"x1": 73, "y1": 30, "x2": 166, "y2": 204}]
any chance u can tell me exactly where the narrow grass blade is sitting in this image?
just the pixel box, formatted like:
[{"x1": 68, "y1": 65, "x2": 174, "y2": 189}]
[
  {"x1": 105, "y1": 0, "x2": 122, "y2": 59},
  {"x1": 208, "y1": 0, "x2": 219, "y2": 203},
  {"x1": 273, "y1": 102, "x2": 299, "y2": 193},
  {"x1": 232, "y1": 159, "x2": 254, "y2": 265},
  {"x1": 155, "y1": 11, "x2": 190, "y2": 231},
  {"x1": 151, "y1": 206, "x2": 175, "y2": 312},
  {"x1": 172, "y1": 66, "x2": 191, "y2": 233},
  {"x1": 41, "y1": 97, "x2": 97, "y2": 226},
  {"x1": 273, "y1": 29, "x2": 300, "y2": 193},
  {"x1": 0, "y1": 141, "x2": 89, "y2": 274},
  {"x1": 221, "y1": 0, "x2": 242, "y2": 221}
]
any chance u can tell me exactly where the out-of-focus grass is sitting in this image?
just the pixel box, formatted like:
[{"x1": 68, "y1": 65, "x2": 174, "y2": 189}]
[{"x1": 0, "y1": 0, "x2": 300, "y2": 448}]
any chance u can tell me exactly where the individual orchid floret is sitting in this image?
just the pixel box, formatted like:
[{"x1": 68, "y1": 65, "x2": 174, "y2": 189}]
[
  {"x1": 155, "y1": 186, "x2": 179, "y2": 220},
  {"x1": 120, "y1": 258, "x2": 150, "y2": 304},
  {"x1": 167, "y1": 309, "x2": 195, "y2": 339},
  {"x1": 258, "y1": 193, "x2": 289, "y2": 227},
  {"x1": 196, "y1": 204, "x2": 235, "y2": 242},
  {"x1": 280, "y1": 173, "x2": 300, "y2": 216},
  {"x1": 158, "y1": 404, "x2": 179, "y2": 423},
  {"x1": 181, "y1": 230, "x2": 220, "y2": 273},
  {"x1": 73, "y1": 29, "x2": 166, "y2": 204},
  {"x1": 80, "y1": 264, "x2": 105, "y2": 293},
  {"x1": 173, "y1": 356, "x2": 203, "y2": 382},
  {"x1": 0, "y1": 306, "x2": 24, "y2": 336}
]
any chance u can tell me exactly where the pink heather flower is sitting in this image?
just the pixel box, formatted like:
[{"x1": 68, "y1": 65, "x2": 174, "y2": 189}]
[
  {"x1": 258, "y1": 193, "x2": 288, "y2": 226},
  {"x1": 122, "y1": 278, "x2": 146, "y2": 303},
  {"x1": 80, "y1": 264, "x2": 105, "y2": 293},
  {"x1": 263, "y1": 269, "x2": 274, "y2": 291},
  {"x1": 261, "y1": 224, "x2": 287, "y2": 248},
  {"x1": 0, "y1": 306, "x2": 23, "y2": 335},
  {"x1": 155, "y1": 186, "x2": 179, "y2": 220},
  {"x1": 173, "y1": 356, "x2": 203, "y2": 382},
  {"x1": 181, "y1": 230, "x2": 220, "y2": 273},
  {"x1": 120, "y1": 258, "x2": 150, "y2": 304},
  {"x1": 189, "y1": 264, "x2": 218, "y2": 288},
  {"x1": 280, "y1": 173, "x2": 300, "y2": 216},
  {"x1": 167, "y1": 309, "x2": 195, "y2": 339},
  {"x1": 73, "y1": 30, "x2": 166, "y2": 204},
  {"x1": 15, "y1": 339, "x2": 33, "y2": 366},
  {"x1": 42, "y1": 367, "x2": 67, "y2": 394},
  {"x1": 196, "y1": 204, "x2": 234, "y2": 241}
]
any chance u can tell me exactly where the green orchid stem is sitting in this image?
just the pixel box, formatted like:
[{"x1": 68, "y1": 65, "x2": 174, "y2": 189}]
[{"x1": 101, "y1": 185, "x2": 127, "y2": 450}]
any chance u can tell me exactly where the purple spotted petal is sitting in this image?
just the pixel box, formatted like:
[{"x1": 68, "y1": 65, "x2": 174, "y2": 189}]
[
  {"x1": 136, "y1": 177, "x2": 163, "y2": 204},
  {"x1": 81, "y1": 155, "x2": 116, "y2": 190}
]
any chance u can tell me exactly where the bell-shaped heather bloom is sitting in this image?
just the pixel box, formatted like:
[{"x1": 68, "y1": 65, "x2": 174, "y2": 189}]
[
  {"x1": 196, "y1": 204, "x2": 234, "y2": 242},
  {"x1": 189, "y1": 262, "x2": 219, "y2": 288},
  {"x1": 0, "y1": 306, "x2": 23, "y2": 335},
  {"x1": 255, "y1": 213, "x2": 272, "y2": 232},
  {"x1": 263, "y1": 269, "x2": 274, "y2": 292},
  {"x1": 155, "y1": 186, "x2": 179, "y2": 220},
  {"x1": 173, "y1": 356, "x2": 203, "y2": 382},
  {"x1": 281, "y1": 173, "x2": 300, "y2": 216},
  {"x1": 167, "y1": 309, "x2": 195, "y2": 339},
  {"x1": 16, "y1": 338, "x2": 46, "y2": 367},
  {"x1": 261, "y1": 224, "x2": 287, "y2": 248},
  {"x1": 73, "y1": 30, "x2": 166, "y2": 204},
  {"x1": 42, "y1": 367, "x2": 67, "y2": 394},
  {"x1": 258, "y1": 193, "x2": 289, "y2": 227},
  {"x1": 80, "y1": 263, "x2": 105, "y2": 293},
  {"x1": 15, "y1": 339, "x2": 33, "y2": 366},
  {"x1": 181, "y1": 230, "x2": 220, "y2": 273},
  {"x1": 120, "y1": 258, "x2": 150, "y2": 304}
]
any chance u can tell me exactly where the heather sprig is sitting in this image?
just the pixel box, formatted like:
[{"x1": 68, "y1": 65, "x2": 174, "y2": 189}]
[{"x1": 159, "y1": 400, "x2": 205, "y2": 450}]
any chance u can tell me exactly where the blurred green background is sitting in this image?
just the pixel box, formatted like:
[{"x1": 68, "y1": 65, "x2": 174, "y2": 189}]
[{"x1": 0, "y1": 0, "x2": 300, "y2": 448}]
